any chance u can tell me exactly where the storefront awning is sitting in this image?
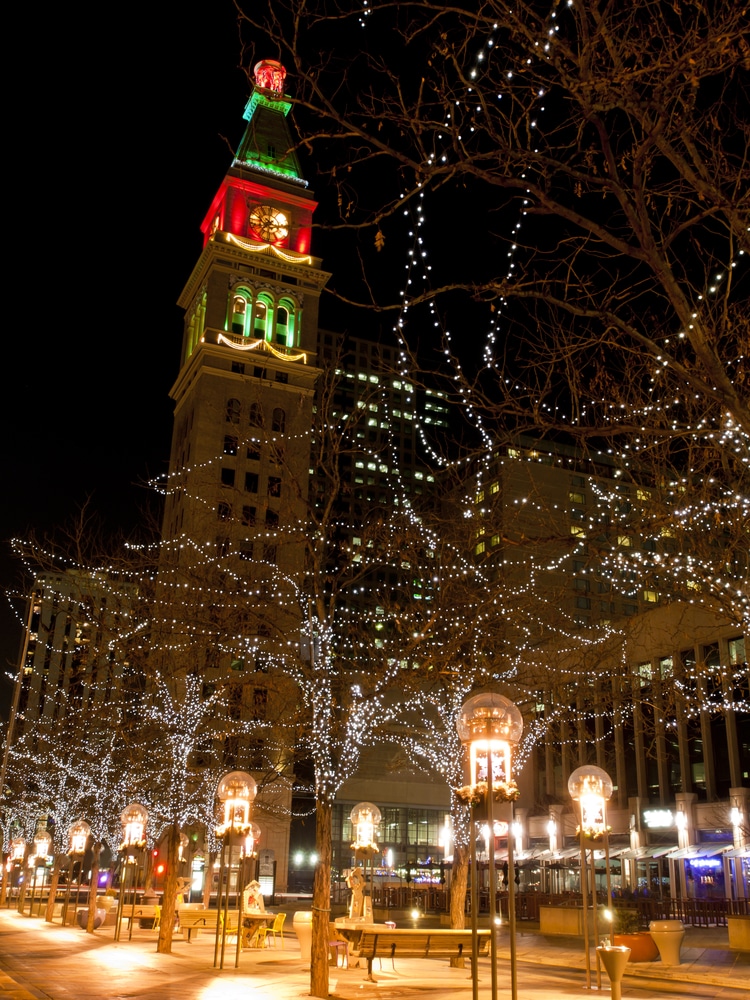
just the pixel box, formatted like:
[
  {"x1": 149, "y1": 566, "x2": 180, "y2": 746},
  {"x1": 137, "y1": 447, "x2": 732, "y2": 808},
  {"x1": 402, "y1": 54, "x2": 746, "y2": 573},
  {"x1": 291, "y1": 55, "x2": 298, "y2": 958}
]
[
  {"x1": 608, "y1": 847, "x2": 634, "y2": 859},
  {"x1": 618, "y1": 844, "x2": 677, "y2": 860},
  {"x1": 557, "y1": 846, "x2": 586, "y2": 859},
  {"x1": 723, "y1": 847, "x2": 750, "y2": 859},
  {"x1": 666, "y1": 843, "x2": 732, "y2": 860}
]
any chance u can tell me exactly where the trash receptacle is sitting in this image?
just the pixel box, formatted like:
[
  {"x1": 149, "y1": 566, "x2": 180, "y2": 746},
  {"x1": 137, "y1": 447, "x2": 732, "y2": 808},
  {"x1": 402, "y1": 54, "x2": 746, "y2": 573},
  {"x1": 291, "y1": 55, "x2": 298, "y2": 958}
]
[
  {"x1": 293, "y1": 910, "x2": 313, "y2": 962},
  {"x1": 597, "y1": 945, "x2": 631, "y2": 1000},
  {"x1": 648, "y1": 919, "x2": 685, "y2": 965}
]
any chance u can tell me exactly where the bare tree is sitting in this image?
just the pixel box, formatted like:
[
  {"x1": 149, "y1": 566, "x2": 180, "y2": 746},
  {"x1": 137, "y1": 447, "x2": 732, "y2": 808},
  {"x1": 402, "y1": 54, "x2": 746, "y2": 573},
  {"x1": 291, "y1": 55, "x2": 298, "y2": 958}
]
[
  {"x1": 236, "y1": 0, "x2": 748, "y2": 425},
  {"x1": 234, "y1": 0, "x2": 748, "y2": 631}
]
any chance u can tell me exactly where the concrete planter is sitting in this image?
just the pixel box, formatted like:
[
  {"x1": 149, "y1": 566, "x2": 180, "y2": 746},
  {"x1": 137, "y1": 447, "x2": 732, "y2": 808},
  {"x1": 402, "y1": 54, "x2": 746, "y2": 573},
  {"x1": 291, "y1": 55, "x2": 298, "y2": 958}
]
[
  {"x1": 76, "y1": 907, "x2": 107, "y2": 930},
  {"x1": 728, "y1": 915, "x2": 750, "y2": 952},
  {"x1": 539, "y1": 905, "x2": 594, "y2": 936},
  {"x1": 648, "y1": 919, "x2": 685, "y2": 965},
  {"x1": 612, "y1": 932, "x2": 659, "y2": 962},
  {"x1": 293, "y1": 910, "x2": 313, "y2": 962}
]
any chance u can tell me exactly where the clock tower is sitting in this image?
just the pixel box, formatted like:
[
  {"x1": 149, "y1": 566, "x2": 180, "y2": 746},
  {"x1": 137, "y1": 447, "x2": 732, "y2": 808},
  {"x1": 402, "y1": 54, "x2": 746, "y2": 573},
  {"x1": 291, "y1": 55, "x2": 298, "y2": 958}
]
[
  {"x1": 160, "y1": 61, "x2": 329, "y2": 893},
  {"x1": 164, "y1": 55, "x2": 328, "y2": 562}
]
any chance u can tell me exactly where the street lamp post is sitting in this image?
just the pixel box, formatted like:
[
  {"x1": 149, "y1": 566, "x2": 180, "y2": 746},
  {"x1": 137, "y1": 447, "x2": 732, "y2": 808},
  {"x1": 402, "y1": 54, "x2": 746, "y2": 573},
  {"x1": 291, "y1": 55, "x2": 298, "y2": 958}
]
[
  {"x1": 115, "y1": 802, "x2": 148, "y2": 941},
  {"x1": 350, "y1": 802, "x2": 381, "y2": 921},
  {"x1": 457, "y1": 693, "x2": 523, "y2": 1000},
  {"x1": 214, "y1": 770, "x2": 257, "y2": 969},
  {"x1": 239, "y1": 820, "x2": 261, "y2": 901},
  {"x1": 6, "y1": 837, "x2": 25, "y2": 909},
  {"x1": 27, "y1": 827, "x2": 51, "y2": 917},
  {"x1": 469, "y1": 803, "x2": 479, "y2": 1000},
  {"x1": 64, "y1": 819, "x2": 90, "y2": 926},
  {"x1": 568, "y1": 765, "x2": 613, "y2": 990}
]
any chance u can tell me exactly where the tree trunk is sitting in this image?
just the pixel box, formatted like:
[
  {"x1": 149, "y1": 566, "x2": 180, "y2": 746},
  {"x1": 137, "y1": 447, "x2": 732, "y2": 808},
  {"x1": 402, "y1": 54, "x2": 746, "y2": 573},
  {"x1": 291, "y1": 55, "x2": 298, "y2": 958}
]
[
  {"x1": 86, "y1": 842, "x2": 102, "y2": 934},
  {"x1": 310, "y1": 799, "x2": 332, "y2": 999},
  {"x1": 450, "y1": 841, "x2": 469, "y2": 929},
  {"x1": 157, "y1": 822, "x2": 180, "y2": 953},
  {"x1": 0, "y1": 858, "x2": 9, "y2": 907},
  {"x1": 202, "y1": 850, "x2": 215, "y2": 909},
  {"x1": 45, "y1": 855, "x2": 65, "y2": 922},
  {"x1": 449, "y1": 840, "x2": 469, "y2": 967}
]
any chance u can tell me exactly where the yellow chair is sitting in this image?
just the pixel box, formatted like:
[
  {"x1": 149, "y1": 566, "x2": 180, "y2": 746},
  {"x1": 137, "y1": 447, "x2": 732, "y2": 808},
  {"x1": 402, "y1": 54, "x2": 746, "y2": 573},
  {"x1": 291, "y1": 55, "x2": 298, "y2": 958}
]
[
  {"x1": 267, "y1": 912, "x2": 287, "y2": 948},
  {"x1": 219, "y1": 911, "x2": 243, "y2": 949},
  {"x1": 152, "y1": 905, "x2": 161, "y2": 931}
]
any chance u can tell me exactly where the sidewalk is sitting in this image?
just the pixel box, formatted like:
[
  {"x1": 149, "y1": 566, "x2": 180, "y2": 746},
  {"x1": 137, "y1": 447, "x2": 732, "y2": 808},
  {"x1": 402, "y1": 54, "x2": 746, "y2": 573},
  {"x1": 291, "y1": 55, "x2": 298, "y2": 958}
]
[
  {"x1": 506, "y1": 922, "x2": 749, "y2": 991},
  {"x1": 0, "y1": 907, "x2": 747, "y2": 999}
]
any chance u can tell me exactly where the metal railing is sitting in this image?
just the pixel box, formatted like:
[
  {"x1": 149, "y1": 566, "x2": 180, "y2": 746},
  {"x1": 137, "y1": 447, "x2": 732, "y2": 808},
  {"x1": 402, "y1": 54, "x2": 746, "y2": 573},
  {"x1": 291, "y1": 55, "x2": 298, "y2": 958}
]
[{"x1": 358, "y1": 886, "x2": 746, "y2": 926}]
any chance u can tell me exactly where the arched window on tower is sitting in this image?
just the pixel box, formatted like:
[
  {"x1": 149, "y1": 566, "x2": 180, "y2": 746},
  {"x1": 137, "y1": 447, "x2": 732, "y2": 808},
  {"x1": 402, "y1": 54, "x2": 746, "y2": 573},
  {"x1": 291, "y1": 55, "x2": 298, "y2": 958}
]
[
  {"x1": 186, "y1": 289, "x2": 207, "y2": 361},
  {"x1": 272, "y1": 407, "x2": 286, "y2": 433},
  {"x1": 275, "y1": 306, "x2": 289, "y2": 346},
  {"x1": 226, "y1": 398, "x2": 241, "y2": 424},
  {"x1": 276, "y1": 297, "x2": 298, "y2": 347},
  {"x1": 253, "y1": 295, "x2": 273, "y2": 340},
  {"x1": 231, "y1": 293, "x2": 250, "y2": 336}
]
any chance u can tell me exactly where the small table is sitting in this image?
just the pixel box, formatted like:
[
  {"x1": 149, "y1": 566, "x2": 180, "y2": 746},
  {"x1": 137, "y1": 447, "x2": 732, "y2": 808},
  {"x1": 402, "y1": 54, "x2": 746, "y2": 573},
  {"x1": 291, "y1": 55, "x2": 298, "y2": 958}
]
[
  {"x1": 333, "y1": 920, "x2": 396, "y2": 966},
  {"x1": 242, "y1": 912, "x2": 274, "y2": 948}
]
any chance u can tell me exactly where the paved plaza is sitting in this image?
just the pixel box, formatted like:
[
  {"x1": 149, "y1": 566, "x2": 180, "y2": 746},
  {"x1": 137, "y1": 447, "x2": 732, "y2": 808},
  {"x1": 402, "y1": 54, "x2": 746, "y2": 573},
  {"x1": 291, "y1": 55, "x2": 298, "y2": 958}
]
[{"x1": 0, "y1": 907, "x2": 747, "y2": 1000}]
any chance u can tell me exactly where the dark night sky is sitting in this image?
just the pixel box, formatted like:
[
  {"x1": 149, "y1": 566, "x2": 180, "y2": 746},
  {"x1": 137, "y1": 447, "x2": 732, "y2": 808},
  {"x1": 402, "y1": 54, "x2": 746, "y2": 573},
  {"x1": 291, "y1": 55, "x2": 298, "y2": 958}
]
[
  {"x1": 0, "y1": 3, "x2": 478, "y2": 717},
  {"x1": 0, "y1": 4, "x2": 291, "y2": 714}
]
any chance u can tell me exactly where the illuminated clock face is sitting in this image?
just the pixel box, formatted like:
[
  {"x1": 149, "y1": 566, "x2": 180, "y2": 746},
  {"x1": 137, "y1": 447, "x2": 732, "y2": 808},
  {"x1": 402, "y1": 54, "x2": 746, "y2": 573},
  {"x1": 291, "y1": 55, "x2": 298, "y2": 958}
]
[{"x1": 248, "y1": 205, "x2": 289, "y2": 243}]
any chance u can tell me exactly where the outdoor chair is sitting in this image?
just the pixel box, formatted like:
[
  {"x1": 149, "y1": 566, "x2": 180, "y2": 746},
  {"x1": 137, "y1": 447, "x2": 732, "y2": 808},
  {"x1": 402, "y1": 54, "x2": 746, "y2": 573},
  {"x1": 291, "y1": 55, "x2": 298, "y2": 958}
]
[
  {"x1": 268, "y1": 911, "x2": 287, "y2": 947},
  {"x1": 219, "y1": 911, "x2": 242, "y2": 949},
  {"x1": 328, "y1": 922, "x2": 349, "y2": 968}
]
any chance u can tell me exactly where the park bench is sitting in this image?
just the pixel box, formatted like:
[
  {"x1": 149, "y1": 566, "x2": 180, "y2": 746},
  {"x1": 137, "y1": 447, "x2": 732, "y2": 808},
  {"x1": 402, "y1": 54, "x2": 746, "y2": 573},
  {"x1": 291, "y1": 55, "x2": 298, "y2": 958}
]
[
  {"x1": 356, "y1": 927, "x2": 491, "y2": 981},
  {"x1": 123, "y1": 903, "x2": 159, "y2": 930},
  {"x1": 177, "y1": 907, "x2": 220, "y2": 941}
]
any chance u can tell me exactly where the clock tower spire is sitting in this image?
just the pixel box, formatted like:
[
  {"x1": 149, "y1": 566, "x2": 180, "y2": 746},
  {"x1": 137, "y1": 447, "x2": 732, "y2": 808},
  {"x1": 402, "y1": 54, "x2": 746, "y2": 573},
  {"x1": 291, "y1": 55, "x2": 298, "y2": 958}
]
[{"x1": 177, "y1": 58, "x2": 328, "y2": 365}]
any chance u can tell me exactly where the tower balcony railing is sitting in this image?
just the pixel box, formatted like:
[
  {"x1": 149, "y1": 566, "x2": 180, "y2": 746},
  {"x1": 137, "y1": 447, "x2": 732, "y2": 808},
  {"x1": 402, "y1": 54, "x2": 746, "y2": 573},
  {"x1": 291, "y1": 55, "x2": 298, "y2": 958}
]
[
  {"x1": 213, "y1": 230, "x2": 324, "y2": 270},
  {"x1": 210, "y1": 328, "x2": 313, "y2": 363}
]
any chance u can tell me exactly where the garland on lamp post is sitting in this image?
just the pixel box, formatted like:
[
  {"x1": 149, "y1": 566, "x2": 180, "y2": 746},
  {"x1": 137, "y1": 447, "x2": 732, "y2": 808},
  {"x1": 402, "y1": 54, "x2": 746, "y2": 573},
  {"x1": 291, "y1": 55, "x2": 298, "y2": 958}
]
[
  {"x1": 454, "y1": 780, "x2": 520, "y2": 806},
  {"x1": 575, "y1": 825, "x2": 611, "y2": 843}
]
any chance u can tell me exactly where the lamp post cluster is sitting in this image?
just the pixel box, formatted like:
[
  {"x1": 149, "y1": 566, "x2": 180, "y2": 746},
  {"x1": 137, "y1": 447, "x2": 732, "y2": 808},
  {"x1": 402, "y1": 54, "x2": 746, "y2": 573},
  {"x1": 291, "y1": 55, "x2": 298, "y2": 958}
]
[{"x1": 2, "y1": 769, "x2": 259, "y2": 961}]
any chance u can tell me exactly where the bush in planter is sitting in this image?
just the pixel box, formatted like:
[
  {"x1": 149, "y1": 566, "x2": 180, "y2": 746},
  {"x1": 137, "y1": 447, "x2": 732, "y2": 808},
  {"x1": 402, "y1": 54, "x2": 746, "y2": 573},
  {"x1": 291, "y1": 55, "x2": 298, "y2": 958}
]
[
  {"x1": 612, "y1": 908, "x2": 659, "y2": 962},
  {"x1": 614, "y1": 908, "x2": 641, "y2": 934}
]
